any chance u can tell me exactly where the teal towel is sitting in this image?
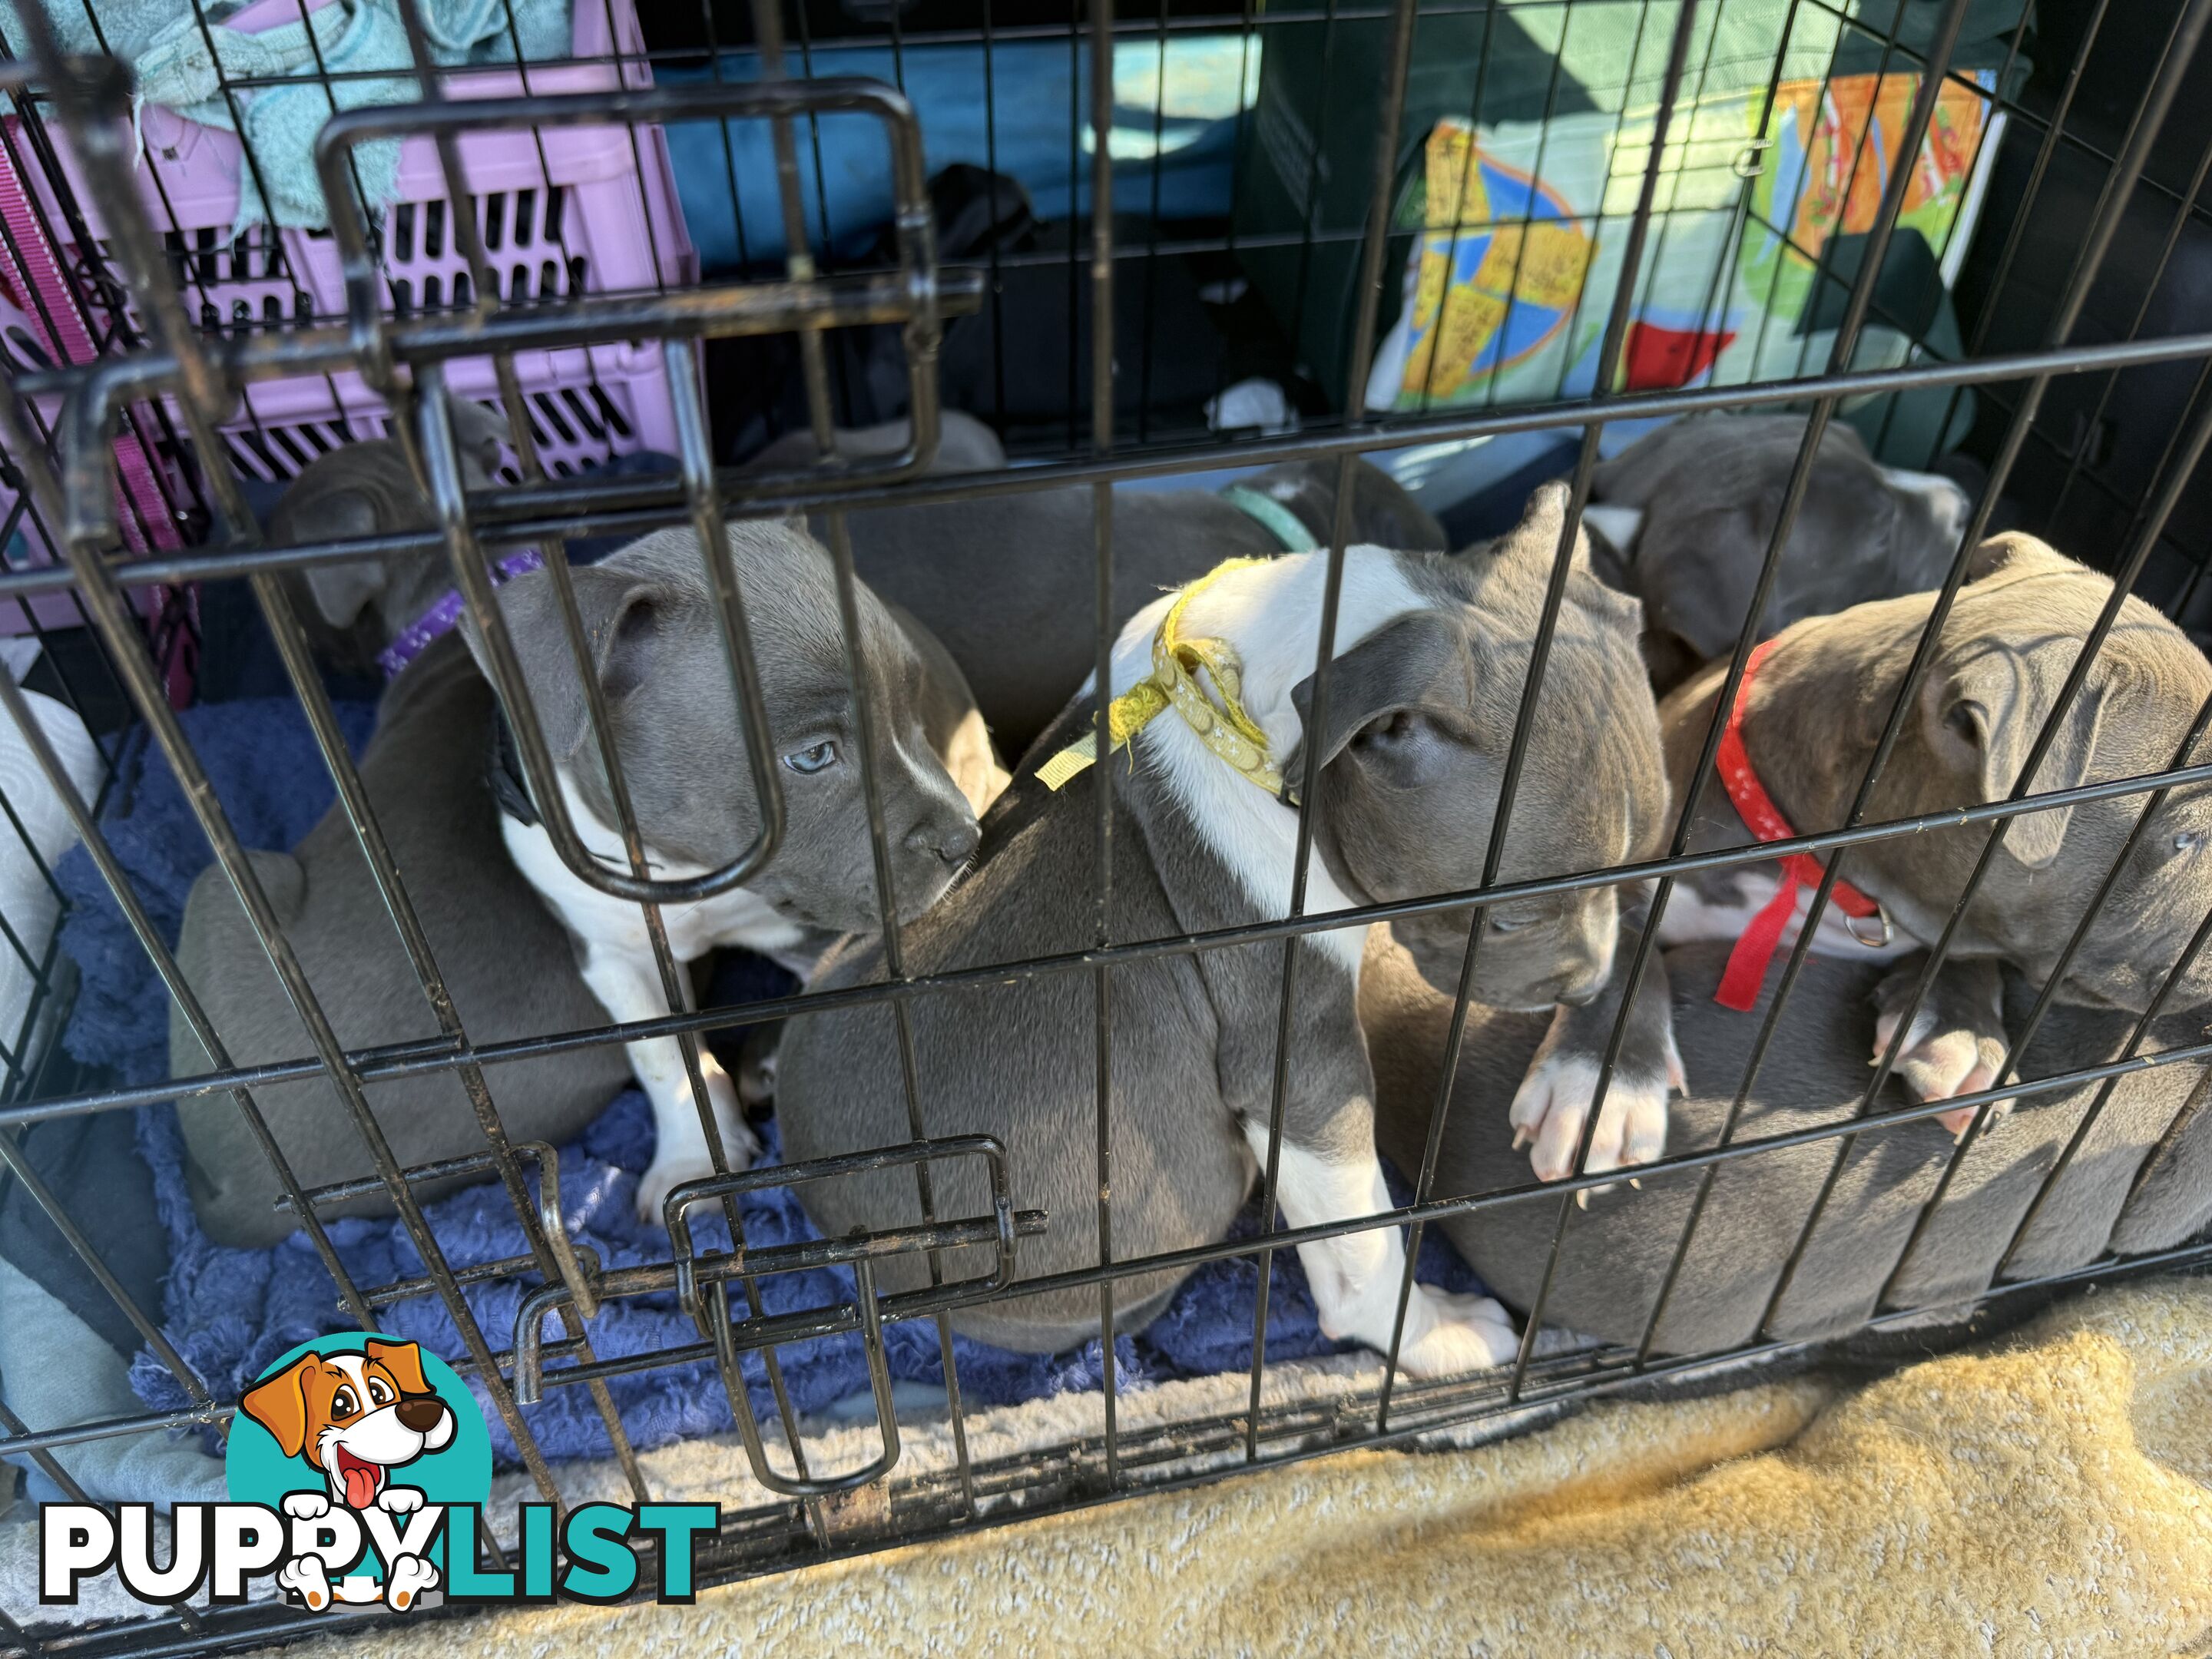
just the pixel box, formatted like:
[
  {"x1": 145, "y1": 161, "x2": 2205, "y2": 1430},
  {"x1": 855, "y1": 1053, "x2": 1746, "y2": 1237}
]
[{"x1": 4, "y1": 0, "x2": 571, "y2": 230}]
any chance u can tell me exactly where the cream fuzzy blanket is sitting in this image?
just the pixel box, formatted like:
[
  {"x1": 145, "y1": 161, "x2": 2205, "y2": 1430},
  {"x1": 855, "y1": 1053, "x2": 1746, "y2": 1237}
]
[{"x1": 243, "y1": 1277, "x2": 2212, "y2": 1658}]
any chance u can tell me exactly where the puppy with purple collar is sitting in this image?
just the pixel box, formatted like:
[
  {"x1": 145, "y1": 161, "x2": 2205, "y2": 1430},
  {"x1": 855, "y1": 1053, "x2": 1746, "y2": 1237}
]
[{"x1": 175, "y1": 482, "x2": 998, "y2": 1240}]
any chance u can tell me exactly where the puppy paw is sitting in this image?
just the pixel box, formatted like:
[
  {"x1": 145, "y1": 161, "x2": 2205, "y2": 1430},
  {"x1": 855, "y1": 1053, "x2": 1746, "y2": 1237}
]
[
  {"x1": 384, "y1": 1554, "x2": 439, "y2": 1613},
  {"x1": 637, "y1": 1058, "x2": 760, "y2": 1227},
  {"x1": 1873, "y1": 957, "x2": 2012, "y2": 1140},
  {"x1": 1509, "y1": 1051, "x2": 1676, "y2": 1184},
  {"x1": 276, "y1": 1555, "x2": 331, "y2": 1611},
  {"x1": 377, "y1": 1485, "x2": 425, "y2": 1515},
  {"x1": 281, "y1": 1492, "x2": 330, "y2": 1522},
  {"x1": 1394, "y1": 1288, "x2": 1520, "y2": 1377},
  {"x1": 635, "y1": 1151, "x2": 719, "y2": 1228}
]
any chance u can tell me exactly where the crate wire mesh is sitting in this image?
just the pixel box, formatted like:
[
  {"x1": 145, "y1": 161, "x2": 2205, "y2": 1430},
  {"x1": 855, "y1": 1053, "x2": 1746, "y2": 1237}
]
[
  {"x1": 1, "y1": 0, "x2": 2211, "y2": 1649},
  {"x1": 0, "y1": 0, "x2": 694, "y2": 620}
]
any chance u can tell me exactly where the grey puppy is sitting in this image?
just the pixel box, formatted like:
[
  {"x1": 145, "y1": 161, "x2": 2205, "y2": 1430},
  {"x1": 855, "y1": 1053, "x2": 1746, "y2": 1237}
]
[
  {"x1": 267, "y1": 400, "x2": 512, "y2": 675},
  {"x1": 1364, "y1": 931, "x2": 2210, "y2": 1354},
  {"x1": 773, "y1": 483, "x2": 1665, "y2": 1374},
  {"x1": 750, "y1": 413, "x2": 1449, "y2": 759},
  {"x1": 1584, "y1": 413, "x2": 1971, "y2": 692},
  {"x1": 2108, "y1": 1072, "x2": 2212, "y2": 1258},
  {"x1": 1511, "y1": 531, "x2": 2212, "y2": 1189},
  {"x1": 177, "y1": 515, "x2": 995, "y2": 1238},
  {"x1": 174, "y1": 631, "x2": 634, "y2": 1246}
]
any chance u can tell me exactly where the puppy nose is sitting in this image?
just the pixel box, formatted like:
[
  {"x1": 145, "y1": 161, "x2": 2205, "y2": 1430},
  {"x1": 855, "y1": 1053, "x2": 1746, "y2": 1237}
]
[
  {"x1": 908, "y1": 814, "x2": 980, "y2": 867},
  {"x1": 396, "y1": 1396, "x2": 447, "y2": 1433}
]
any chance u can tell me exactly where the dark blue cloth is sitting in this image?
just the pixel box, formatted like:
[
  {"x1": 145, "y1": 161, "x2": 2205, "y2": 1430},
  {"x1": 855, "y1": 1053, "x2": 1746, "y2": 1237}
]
[{"x1": 56, "y1": 696, "x2": 1485, "y2": 1467}]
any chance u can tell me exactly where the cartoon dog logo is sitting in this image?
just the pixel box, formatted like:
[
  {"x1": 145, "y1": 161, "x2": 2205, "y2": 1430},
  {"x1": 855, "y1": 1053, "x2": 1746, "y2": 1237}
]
[{"x1": 240, "y1": 1337, "x2": 456, "y2": 1611}]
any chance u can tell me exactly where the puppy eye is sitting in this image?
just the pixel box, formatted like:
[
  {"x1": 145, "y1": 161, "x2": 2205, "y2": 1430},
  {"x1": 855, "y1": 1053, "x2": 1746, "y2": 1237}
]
[
  {"x1": 1487, "y1": 909, "x2": 1537, "y2": 935},
  {"x1": 781, "y1": 740, "x2": 839, "y2": 775},
  {"x1": 2176, "y1": 830, "x2": 2202, "y2": 857},
  {"x1": 1356, "y1": 710, "x2": 1416, "y2": 746},
  {"x1": 367, "y1": 1378, "x2": 392, "y2": 1406},
  {"x1": 330, "y1": 1387, "x2": 358, "y2": 1419}
]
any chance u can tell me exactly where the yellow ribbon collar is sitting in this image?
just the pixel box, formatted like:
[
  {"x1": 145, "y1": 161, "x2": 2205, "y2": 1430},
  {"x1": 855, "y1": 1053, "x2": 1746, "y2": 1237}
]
[{"x1": 1038, "y1": 558, "x2": 1286, "y2": 796}]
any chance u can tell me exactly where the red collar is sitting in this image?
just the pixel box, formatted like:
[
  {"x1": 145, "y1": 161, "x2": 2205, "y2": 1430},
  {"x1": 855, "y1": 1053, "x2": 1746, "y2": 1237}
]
[{"x1": 1711, "y1": 639, "x2": 1891, "y2": 1012}]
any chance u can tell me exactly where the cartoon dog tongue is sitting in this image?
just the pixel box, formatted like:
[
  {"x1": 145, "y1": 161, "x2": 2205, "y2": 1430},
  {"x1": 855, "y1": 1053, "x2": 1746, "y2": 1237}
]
[{"x1": 336, "y1": 1449, "x2": 379, "y2": 1508}]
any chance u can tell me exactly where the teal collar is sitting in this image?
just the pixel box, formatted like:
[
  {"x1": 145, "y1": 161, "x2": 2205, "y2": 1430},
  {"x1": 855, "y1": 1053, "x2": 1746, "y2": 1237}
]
[{"x1": 1220, "y1": 483, "x2": 1319, "y2": 551}]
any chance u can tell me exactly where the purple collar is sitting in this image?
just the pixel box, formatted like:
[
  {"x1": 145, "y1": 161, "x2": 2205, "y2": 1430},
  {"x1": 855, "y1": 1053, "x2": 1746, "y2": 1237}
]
[{"x1": 377, "y1": 549, "x2": 546, "y2": 679}]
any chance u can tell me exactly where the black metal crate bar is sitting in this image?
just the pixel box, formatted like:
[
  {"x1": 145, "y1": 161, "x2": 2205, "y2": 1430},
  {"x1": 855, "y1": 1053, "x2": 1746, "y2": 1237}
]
[{"x1": 2, "y1": 1, "x2": 2212, "y2": 1654}]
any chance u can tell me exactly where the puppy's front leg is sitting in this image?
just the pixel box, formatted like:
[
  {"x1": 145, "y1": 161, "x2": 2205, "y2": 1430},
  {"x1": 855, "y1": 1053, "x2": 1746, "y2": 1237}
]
[
  {"x1": 1872, "y1": 953, "x2": 2012, "y2": 1139},
  {"x1": 1243, "y1": 1118, "x2": 1517, "y2": 1376},
  {"x1": 1510, "y1": 906, "x2": 1681, "y2": 1181},
  {"x1": 575, "y1": 940, "x2": 756, "y2": 1224}
]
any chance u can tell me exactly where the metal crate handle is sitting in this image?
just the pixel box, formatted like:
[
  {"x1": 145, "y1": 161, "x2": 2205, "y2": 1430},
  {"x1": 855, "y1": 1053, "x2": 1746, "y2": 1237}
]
[
  {"x1": 509, "y1": 1136, "x2": 1041, "y2": 1495},
  {"x1": 313, "y1": 75, "x2": 954, "y2": 906}
]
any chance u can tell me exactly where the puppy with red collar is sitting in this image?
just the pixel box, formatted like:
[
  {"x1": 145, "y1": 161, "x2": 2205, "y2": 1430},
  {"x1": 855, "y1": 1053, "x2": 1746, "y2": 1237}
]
[
  {"x1": 1508, "y1": 532, "x2": 2212, "y2": 1183},
  {"x1": 240, "y1": 1338, "x2": 455, "y2": 1513}
]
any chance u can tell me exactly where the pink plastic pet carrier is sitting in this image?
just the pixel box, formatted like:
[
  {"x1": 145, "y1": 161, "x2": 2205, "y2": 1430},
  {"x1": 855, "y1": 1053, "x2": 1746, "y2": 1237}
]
[{"x1": 0, "y1": 0, "x2": 697, "y2": 633}]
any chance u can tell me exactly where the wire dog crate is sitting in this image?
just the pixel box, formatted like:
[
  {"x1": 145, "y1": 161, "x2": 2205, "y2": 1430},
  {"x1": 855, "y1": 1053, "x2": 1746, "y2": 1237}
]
[{"x1": 5, "y1": 0, "x2": 2212, "y2": 1650}]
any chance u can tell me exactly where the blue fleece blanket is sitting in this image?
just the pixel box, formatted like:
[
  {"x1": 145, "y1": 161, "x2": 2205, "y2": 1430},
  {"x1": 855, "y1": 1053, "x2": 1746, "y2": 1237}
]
[{"x1": 56, "y1": 697, "x2": 1485, "y2": 1468}]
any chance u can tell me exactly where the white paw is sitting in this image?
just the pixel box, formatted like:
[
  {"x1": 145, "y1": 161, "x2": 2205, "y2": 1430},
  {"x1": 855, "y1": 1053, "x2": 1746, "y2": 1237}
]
[
  {"x1": 281, "y1": 1492, "x2": 330, "y2": 1521},
  {"x1": 1509, "y1": 1051, "x2": 1677, "y2": 1182},
  {"x1": 1874, "y1": 1007, "x2": 2012, "y2": 1139},
  {"x1": 636, "y1": 1058, "x2": 759, "y2": 1226},
  {"x1": 276, "y1": 1555, "x2": 331, "y2": 1611},
  {"x1": 384, "y1": 1554, "x2": 439, "y2": 1613},
  {"x1": 377, "y1": 1485, "x2": 425, "y2": 1515},
  {"x1": 636, "y1": 1151, "x2": 714, "y2": 1228},
  {"x1": 1394, "y1": 1287, "x2": 1520, "y2": 1377}
]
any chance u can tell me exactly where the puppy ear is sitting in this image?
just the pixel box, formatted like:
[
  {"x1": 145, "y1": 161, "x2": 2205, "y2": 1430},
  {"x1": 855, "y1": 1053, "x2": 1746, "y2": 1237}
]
[
  {"x1": 1472, "y1": 479, "x2": 1594, "y2": 579},
  {"x1": 448, "y1": 399, "x2": 512, "y2": 483},
  {"x1": 1965, "y1": 531, "x2": 2080, "y2": 585},
  {"x1": 293, "y1": 492, "x2": 390, "y2": 631},
  {"x1": 366, "y1": 1338, "x2": 432, "y2": 1396},
  {"x1": 461, "y1": 563, "x2": 670, "y2": 762},
  {"x1": 240, "y1": 1356, "x2": 317, "y2": 1459},
  {"x1": 1925, "y1": 646, "x2": 2111, "y2": 868},
  {"x1": 1285, "y1": 608, "x2": 1468, "y2": 798}
]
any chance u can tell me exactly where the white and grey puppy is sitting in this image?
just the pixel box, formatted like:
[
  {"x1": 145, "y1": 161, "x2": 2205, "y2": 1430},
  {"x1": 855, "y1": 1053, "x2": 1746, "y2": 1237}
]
[
  {"x1": 774, "y1": 484, "x2": 1666, "y2": 1376},
  {"x1": 1584, "y1": 412, "x2": 1971, "y2": 691},
  {"x1": 469, "y1": 523, "x2": 988, "y2": 1218},
  {"x1": 179, "y1": 503, "x2": 999, "y2": 1236}
]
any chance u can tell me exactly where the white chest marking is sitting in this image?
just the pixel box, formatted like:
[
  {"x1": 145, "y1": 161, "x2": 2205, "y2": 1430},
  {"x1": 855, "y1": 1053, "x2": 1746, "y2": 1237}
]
[
  {"x1": 1111, "y1": 548, "x2": 1429, "y2": 975},
  {"x1": 1657, "y1": 869, "x2": 1916, "y2": 963},
  {"x1": 499, "y1": 768, "x2": 806, "y2": 964},
  {"x1": 1581, "y1": 503, "x2": 1645, "y2": 555}
]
